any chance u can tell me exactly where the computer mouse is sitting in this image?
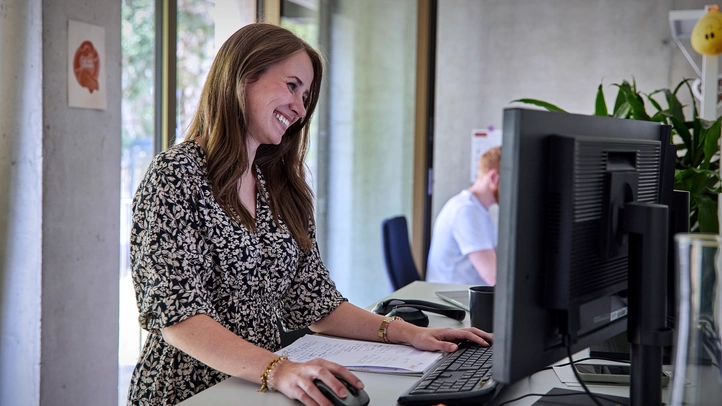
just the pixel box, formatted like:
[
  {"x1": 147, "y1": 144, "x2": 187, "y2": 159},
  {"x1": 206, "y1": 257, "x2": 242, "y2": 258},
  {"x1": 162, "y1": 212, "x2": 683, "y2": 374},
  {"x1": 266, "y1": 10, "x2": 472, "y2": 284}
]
[{"x1": 313, "y1": 377, "x2": 370, "y2": 406}]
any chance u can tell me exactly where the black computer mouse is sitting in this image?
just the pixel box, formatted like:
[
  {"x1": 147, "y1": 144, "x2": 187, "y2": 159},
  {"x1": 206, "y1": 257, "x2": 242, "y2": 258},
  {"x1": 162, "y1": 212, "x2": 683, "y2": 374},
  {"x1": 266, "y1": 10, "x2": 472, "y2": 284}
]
[{"x1": 313, "y1": 377, "x2": 370, "y2": 406}]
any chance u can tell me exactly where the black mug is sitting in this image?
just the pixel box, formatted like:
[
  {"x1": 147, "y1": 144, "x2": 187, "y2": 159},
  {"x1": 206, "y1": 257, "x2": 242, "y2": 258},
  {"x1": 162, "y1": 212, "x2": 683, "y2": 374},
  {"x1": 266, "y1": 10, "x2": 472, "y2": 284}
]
[{"x1": 469, "y1": 286, "x2": 494, "y2": 332}]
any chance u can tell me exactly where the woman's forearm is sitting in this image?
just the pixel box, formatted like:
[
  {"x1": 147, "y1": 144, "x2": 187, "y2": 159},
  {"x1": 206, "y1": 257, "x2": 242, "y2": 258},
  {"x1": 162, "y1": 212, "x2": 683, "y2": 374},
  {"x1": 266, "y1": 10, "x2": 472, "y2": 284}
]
[
  {"x1": 309, "y1": 301, "x2": 417, "y2": 344},
  {"x1": 161, "y1": 313, "x2": 277, "y2": 383}
]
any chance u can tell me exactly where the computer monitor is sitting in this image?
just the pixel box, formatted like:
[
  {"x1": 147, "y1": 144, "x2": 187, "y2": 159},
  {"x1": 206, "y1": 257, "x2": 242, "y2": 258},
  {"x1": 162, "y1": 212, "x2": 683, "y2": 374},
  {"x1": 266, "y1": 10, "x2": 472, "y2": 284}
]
[{"x1": 493, "y1": 108, "x2": 676, "y2": 405}]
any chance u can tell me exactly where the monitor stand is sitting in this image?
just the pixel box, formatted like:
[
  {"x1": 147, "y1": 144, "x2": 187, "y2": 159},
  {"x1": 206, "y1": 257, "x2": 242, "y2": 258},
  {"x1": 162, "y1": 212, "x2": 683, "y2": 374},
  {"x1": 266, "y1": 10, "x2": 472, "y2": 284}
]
[
  {"x1": 624, "y1": 202, "x2": 674, "y2": 406},
  {"x1": 591, "y1": 190, "x2": 690, "y2": 368}
]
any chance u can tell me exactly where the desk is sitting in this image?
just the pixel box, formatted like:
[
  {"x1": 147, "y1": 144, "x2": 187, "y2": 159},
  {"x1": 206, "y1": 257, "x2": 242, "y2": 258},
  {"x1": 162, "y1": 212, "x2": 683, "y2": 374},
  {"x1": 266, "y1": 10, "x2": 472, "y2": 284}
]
[{"x1": 177, "y1": 281, "x2": 641, "y2": 405}]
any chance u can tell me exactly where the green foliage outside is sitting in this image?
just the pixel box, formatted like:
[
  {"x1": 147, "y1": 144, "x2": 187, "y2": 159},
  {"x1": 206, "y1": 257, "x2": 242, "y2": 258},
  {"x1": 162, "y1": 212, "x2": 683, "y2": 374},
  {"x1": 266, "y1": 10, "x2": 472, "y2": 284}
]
[
  {"x1": 514, "y1": 79, "x2": 722, "y2": 233},
  {"x1": 176, "y1": 1, "x2": 215, "y2": 141},
  {"x1": 122, "y1": 0, "x2": 214, "y2": 148},
  {"x1": 281, "y1": 20, "x2": 319, "y2": 48},
  {"x1": 122, "y1": 0, "x2": 155, "y2": 149}
]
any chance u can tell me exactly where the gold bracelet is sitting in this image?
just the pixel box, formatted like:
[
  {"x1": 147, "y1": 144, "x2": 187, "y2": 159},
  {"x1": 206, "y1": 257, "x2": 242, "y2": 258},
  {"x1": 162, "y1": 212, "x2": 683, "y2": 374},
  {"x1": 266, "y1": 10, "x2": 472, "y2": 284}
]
[
  {"x1": 378, "y1": 316, "x2": 403, "y2": 343},
  {"x1": 258, "y1": 352, "x2": 289, "y2": 393}
]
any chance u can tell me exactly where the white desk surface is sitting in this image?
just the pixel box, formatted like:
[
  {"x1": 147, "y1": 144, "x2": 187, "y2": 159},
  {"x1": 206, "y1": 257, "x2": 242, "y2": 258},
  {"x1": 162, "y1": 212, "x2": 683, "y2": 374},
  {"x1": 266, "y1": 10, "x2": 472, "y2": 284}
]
[{"x1": 177, "y1": 281, "x2": 640, "y2": 405}]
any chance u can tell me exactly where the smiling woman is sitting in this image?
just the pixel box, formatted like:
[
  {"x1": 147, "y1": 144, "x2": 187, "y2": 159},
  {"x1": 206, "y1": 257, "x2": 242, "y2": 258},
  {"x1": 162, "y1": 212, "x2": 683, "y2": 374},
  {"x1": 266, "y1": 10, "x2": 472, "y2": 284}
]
[{"x1": 126, "y1": 22, "x2": 492, "y2": 406}]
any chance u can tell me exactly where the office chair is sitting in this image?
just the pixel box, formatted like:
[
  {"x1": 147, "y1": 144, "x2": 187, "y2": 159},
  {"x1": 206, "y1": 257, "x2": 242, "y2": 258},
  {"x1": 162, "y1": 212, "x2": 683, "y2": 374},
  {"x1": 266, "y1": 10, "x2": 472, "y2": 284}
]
[{"x1": 381, "y1": 216, "x2": 421, "y2": 291}]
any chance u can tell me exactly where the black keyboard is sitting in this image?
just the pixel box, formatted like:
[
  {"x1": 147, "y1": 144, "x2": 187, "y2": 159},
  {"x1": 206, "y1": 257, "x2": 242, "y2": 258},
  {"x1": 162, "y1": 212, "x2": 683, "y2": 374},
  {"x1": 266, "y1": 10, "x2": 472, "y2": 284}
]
[{"x1": 397, "y1": 341, "x2": 500, "y2": 406}]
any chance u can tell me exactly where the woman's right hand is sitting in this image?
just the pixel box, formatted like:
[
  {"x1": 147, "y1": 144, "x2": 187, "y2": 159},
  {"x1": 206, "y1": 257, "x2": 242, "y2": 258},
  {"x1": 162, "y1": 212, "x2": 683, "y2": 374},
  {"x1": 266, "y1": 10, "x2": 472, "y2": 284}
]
[{"x1": 271, "y1": 358, "x2": 364, "y2": 406}]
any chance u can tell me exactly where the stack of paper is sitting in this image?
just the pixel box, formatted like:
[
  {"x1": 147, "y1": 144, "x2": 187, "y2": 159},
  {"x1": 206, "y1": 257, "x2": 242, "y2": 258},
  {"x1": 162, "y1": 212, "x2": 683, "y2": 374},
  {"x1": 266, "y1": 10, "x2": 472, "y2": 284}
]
[{"x1": 278, "y1": 335, "x2": 443, "y2": 375}]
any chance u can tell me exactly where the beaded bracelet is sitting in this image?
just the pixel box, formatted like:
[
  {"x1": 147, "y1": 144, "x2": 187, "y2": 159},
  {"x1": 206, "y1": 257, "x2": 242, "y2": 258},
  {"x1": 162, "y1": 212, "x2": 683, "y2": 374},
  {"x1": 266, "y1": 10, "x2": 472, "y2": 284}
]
[
  {"x1": 378, "y1": 316, "x2": 403, "y2": 343},
  {"x1": 258, "y1": 352, "x2": 289, "y2": 393}
]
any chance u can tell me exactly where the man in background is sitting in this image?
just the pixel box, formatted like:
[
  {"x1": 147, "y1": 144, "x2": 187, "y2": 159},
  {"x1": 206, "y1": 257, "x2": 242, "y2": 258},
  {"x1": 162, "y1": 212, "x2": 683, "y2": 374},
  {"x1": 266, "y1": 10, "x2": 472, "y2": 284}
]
[{"x1": 425, "y1": 146, "x2": 501, "y2": 286}]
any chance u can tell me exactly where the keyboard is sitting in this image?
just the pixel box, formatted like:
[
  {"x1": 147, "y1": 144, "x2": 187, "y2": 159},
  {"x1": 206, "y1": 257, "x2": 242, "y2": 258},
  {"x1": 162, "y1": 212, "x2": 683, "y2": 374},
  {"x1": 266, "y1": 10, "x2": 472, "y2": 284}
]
[{"x1": 397, "y1": 341, "x2": 500, "y2": 405}]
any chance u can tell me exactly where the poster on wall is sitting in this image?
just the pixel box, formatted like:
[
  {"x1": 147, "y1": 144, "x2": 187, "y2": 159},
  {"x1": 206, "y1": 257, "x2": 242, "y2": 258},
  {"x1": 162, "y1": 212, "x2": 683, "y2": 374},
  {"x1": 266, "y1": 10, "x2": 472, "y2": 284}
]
[
  {"x1": 470, "y1": 127, "x2": 502, "y2": 183},
  {"x1": 68, "y1": 20, "x2": 106, "y2": 110}
]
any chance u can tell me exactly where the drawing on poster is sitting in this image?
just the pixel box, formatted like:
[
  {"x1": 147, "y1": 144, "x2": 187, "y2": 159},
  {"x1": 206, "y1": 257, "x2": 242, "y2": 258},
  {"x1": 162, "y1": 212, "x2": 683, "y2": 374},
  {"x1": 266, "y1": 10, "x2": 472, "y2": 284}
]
[{"x1": 68, "y1": 20, "x2": 107, "y2": 110}]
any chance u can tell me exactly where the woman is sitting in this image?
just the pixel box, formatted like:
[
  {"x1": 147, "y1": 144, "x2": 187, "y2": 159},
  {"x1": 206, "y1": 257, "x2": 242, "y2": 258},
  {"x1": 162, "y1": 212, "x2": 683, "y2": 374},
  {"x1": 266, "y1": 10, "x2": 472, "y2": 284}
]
[{"x1": 128, "y1": 23, "x2": 492, "y2": 406}]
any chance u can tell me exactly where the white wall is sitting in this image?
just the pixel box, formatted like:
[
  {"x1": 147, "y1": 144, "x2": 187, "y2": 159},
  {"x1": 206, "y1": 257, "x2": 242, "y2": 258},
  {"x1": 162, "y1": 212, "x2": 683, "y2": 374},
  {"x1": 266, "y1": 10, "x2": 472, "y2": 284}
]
[
  {"x1": 0, "y1": 0, "x2": 121, "y2": 404},
  {"x1": 433, "y1": 0, "x2": 710, "y2": 220}
]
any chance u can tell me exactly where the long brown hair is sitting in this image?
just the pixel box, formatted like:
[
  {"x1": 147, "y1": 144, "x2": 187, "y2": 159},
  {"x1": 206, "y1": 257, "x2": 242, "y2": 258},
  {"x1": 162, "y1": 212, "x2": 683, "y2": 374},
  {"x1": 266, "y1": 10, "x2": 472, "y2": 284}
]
[{"x1": 185, "y1": 23, "x2": 322, "y2": 251}]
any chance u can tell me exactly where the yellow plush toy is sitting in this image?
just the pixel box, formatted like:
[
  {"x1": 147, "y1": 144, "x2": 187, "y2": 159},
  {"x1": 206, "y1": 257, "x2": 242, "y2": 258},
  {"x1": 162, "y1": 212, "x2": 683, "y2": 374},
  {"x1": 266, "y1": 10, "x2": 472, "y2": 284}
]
[{"x1": 691, "y1": 5, "x2": 722, "y2": 55}]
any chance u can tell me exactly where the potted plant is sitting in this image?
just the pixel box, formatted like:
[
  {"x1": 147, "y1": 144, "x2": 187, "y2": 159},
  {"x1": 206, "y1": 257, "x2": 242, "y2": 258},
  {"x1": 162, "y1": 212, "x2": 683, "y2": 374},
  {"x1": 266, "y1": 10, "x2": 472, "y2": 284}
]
[{"x1": 514, "y1": 78, "x2": 722, "y2": 233}]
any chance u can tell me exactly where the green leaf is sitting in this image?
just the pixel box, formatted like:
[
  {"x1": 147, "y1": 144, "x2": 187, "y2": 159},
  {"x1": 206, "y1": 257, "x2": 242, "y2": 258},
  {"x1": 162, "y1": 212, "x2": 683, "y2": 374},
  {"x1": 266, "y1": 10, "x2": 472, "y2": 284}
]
[
  {"x1": 612, "y1": 101, "x2": 632, "y2": 118},
  {"x1": 645, "y1": 92, "x2": 664, "y2": 113},
  {"x1": 649, "y1": 111, "x2": 667, "y2": 123},
  {"x1": 690, "y1": 119, "x2": 718, "y2": 167},
  {"x1": 702, "y1": 118, "x2": 722, "y2": 169},
  {"x1": 612, "y1": 81, "x2": 630, "y2": 115},
  {"x1": 673, "y1": 78, "x2": 692, "y2": 95},
  {"x1": 681, "y1": 79, "x2": 701, "y2": 127},
  {"x1": 611, "y1": 81, "x2": 650, "y2": 120},
  {"x1": 623, "y1": 90, "x2": 651, "y2": 121},
  {"x1": 669, "y1": 115, "x2": 693, "y2": 158},
  {"x1": 675, "y1": 167, "x2": 721, "y2": 233},
  {"x1": 697, "y1": 195, "x2": 719, "y2": 233},
  {"x1": 594, "y1": 84, "x2": 608, "y2": 117},
  {"x1": 510, "y1": 99, "x2": 568, "y2": 113},
  {"x1": 663, "y1": 89, "x2": 685, "y2": 123},
  {"x1": 675, "y1": 167, "x2": 717, "y2": 191}
]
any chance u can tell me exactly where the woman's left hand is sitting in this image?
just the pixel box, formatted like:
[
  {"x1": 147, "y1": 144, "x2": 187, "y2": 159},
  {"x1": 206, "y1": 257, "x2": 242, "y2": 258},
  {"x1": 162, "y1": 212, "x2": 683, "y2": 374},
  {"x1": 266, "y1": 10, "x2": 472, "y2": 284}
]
[{"x1": 393, "y1": 325, "x2": 493, "y2": 353}]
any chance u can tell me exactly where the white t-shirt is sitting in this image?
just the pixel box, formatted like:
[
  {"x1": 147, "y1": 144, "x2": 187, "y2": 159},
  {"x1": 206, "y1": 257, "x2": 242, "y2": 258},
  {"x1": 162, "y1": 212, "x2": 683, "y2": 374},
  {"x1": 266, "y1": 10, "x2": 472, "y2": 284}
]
[{"x1": 425, "y1": 190, "x2": 497, "y2": 285}]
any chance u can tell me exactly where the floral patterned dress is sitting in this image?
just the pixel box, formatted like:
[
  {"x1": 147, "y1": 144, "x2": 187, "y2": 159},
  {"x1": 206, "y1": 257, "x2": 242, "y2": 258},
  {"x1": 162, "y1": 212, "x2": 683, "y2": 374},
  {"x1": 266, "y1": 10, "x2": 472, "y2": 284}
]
[{"x1": 127, "y1": 141, "x2": 346, "y2": 405}]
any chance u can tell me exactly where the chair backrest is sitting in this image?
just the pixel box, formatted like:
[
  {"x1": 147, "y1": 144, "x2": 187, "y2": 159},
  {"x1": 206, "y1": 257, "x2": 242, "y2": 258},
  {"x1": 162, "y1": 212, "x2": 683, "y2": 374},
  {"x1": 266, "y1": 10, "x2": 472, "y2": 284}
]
[{"x1": 381, "y1": 216, "x2": 420, "y2": 291}]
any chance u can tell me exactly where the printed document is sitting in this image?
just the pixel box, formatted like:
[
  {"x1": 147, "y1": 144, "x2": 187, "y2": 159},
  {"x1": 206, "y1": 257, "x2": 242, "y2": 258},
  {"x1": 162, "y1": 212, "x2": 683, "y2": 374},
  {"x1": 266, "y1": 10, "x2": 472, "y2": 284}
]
[{"x1": 278, "y1": 335, "x2": 443, "y2": 375}]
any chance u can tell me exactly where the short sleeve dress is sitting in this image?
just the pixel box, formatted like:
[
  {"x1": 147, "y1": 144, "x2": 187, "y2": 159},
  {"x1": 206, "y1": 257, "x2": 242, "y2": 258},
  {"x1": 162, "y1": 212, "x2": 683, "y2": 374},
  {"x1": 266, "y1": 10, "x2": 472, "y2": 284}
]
[{"x1": 127, "y1": 140, "x2": 346, "y2": 406}]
